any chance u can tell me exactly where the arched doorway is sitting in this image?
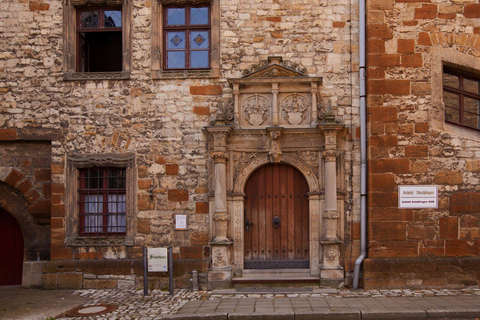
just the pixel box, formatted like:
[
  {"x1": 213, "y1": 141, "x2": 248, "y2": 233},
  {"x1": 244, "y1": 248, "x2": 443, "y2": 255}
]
[
  {"x1": 244, "y1": 163, "x2": 309, "y2": 269},
  {"x1": 0, "y1": 209, "x2": 24, "y2": 285}
]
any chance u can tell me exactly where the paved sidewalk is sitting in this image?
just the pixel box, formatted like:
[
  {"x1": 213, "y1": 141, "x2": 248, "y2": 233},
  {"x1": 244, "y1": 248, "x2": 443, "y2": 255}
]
[
  {"x1": 167, "y1": 294, "x2": 480, "y2": 319},
  {"x1": 1, "y1": 286, "x2": 480, "y2": 319},
  {"x1": 0, "y1": 286, "x2": 88, "y2": 320}
]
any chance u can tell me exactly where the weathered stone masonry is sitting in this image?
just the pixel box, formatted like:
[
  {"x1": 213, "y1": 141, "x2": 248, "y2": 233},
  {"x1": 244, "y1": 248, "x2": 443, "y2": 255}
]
[{"x1": 1, "y1": 0, "x2": 360, "y2": 289}]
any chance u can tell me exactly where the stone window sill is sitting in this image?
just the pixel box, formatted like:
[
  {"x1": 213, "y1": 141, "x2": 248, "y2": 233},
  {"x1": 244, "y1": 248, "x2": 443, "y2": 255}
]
[
  {"x1": 152, "y1": 68, "x2": 220, "y2": 80},
  {"x1": 63, "y1": 71, "x2": 131, "y2": 81},
  {"x1": 66, "y1": 236, "x2": 134, "y2": 247}
]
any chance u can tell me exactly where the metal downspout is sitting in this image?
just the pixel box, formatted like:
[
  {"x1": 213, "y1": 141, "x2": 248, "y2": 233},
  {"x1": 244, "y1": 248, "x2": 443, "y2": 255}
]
[{"x1": 353, "y1": 0, "x2": 367, "y2": 289}]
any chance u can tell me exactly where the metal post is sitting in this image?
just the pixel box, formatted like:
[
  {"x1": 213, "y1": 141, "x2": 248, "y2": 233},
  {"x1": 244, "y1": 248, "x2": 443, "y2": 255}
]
[
  {"x1": 191, "y1": 270, "x2": 199, "y2": 291},
  {"x1": 168, "y1": 246, "x2": 174, "y2": 295},
  {"x1": 143, "y1": 247, "x2": 148, "y2": 296}
]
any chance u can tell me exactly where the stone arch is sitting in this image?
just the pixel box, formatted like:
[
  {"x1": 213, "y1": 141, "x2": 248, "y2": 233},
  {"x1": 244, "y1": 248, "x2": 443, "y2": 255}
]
[
  {"x1": 233, "y1": 153, "x2": 320, "y2": 194},
  {"x1": 0, "y1": 181, "x2": 50, "y2": 261},
  {"x1": 231, "y1": 153, "x2": 322, "y2": 276}
]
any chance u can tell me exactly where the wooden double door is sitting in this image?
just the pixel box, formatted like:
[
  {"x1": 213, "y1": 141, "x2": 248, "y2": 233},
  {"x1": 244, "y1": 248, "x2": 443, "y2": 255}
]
[
  {"x1": 244, "y1": 164, "x2": 309, "y2": 269},
  {"x1": 0, "y1": 209, "x2": 24, "y2": 285}
]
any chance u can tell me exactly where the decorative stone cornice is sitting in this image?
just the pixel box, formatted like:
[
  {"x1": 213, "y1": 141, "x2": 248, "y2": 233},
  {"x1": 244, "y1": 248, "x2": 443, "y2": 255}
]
[
  {"x1": 157, "y1": 0, "x2": 210, "y2": 4},
  {"x1": 63, "y1": 72, "x2": 130, "y2": 81},
  {"x1": 68, "y1": 153, "x2": 135, "y2": 168},
  {"x1": 68, "y1": 0, "x2": 123, "y2": 5}
]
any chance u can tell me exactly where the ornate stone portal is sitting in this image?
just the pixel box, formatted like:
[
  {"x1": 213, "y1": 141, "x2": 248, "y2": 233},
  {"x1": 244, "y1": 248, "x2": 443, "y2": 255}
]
[{"x1": 206, "y1": 57, "x2": 346, "y2": 288}]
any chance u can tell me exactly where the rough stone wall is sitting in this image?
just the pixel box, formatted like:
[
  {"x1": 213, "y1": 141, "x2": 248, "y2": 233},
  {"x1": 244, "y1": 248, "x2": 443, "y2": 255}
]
[
  {"x1": 366, "y1": 0, "x2": 480, "y2": 288},
  {"x1": 0, "y1": 0, "x2": 360, "y2": 289}
]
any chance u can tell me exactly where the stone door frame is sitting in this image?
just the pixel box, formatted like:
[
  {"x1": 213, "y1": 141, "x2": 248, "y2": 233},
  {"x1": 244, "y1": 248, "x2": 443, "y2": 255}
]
[{"x1": 229, "y1": 153, "x2": 321, "y2": 277}]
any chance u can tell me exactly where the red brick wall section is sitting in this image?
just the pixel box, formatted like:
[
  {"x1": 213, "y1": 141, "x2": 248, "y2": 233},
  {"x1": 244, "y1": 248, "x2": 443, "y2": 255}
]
[
  {"x1": 0, "y1": 141, "x2": 52, "y2": 225},
  {"x1": 366, "y1": 0, "x2": 480, "y2": 288}
]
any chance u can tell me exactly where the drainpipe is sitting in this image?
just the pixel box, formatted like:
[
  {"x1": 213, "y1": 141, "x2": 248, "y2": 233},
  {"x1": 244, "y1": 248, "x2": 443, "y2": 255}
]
[{"x1": 353, "y1": 0, "x2": 367, "y2": 289}]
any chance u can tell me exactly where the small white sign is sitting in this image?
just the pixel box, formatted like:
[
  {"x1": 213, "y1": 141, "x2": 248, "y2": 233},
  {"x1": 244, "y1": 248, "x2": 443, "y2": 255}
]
[
  {"x1": 399, "y1": 185, "x2": 438, "y2": 209},
  {"x1": 148, "y1": 248, "x2": 168, "y2": 272},
  {"x1": 175, "y1": 214, "x2": 187, "y2": 230}
]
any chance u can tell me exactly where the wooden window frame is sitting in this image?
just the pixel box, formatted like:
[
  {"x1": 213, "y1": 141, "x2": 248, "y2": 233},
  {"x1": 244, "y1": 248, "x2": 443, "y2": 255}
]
[
  {"x1": 78, "y1": 167, "x2": 127, "y2": 237},
  {"x1": 63, "y1": 0, "x2": 132, "y2": 80},
  {"x1": 163, "y1": 4, "x2": 211, "y2": 70},
  {"x1": 76, "y1": 6, "x2": 123, "y2": 72},
  {"x1": 65, "y1": 154, "x2": 136, "y2": 247},
  {"x1": 443, "y1": 66, "x2": 480, "y2": 130},
  {"x1": 151, "y1": 0, "x2": 220, "y2": 79}
]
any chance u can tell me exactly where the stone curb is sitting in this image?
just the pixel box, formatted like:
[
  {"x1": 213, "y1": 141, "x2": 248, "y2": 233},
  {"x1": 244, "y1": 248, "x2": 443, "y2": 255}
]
[{"x1": 162, "y1": 310, "x2": 480, "y2": 320}]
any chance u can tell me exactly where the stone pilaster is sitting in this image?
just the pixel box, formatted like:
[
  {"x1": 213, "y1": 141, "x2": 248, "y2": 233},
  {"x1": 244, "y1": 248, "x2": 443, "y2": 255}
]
[
  {"x1": 318, "y1": 125, "x2": 344, "y2": 287},
  {"x1": 206, "y1": 126, "x2": 233, "y2": 289}
]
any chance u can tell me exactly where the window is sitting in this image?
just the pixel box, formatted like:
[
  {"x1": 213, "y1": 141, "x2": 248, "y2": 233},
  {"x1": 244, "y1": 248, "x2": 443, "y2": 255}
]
[
  {"x1": 63, "y1": 0, "x2": 132, "y2": 80},
  {"x1": 443, "y1": 67, "x2": 480, "y2": 130},
  {"x1": 79, "y1": 167, "x2": 126, "y2": 236},
  {"x1": 65, "y1": 154, "x2": 135, "y2": 246},
  {"x1": 151, "y1": 0, "x2": 220, "y2": 79},
  {"x1": 77, "y1": 7, "x2": 123, "y2": 72},
  {"x1": 164, "y1": 4, "x2": 210, "y2": 69}
]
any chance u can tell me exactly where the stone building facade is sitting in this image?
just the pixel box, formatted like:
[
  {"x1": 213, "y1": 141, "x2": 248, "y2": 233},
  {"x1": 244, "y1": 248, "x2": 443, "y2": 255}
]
[
  {"x1": 0, "y1": 0, "x2": 478, "y2": 290},
  {"x1": 0, "y1": 0, "x2": 361, "y2": 289}
]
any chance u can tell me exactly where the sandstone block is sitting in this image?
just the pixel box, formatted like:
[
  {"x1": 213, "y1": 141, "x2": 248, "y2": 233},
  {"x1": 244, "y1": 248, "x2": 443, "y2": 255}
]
[
  {"x1": 57, "y1": 273, "x2": 83, "y2": 289},
  {"x1": 195, "y1": 201, "x2": 209, "y2": 213},
  {"x1": 440, "y1": 217, "x2": 459, "y2": 239},
  {"x1": 190, "y1": 85, "x2": 222, "y2": 95},
  {"x1": 168, "y1": 189, "x2": 189, "y2": 201}
]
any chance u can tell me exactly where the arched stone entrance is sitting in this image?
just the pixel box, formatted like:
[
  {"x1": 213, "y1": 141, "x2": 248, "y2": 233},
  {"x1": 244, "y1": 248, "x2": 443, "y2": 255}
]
[
  {"x1": 244, "y1": 163, "x2": 310, "y2": 269},
  {"x1": 0, "y1": 182, "x2": 50, "y2": 261},
  {"x1": 230, "y1": 154, "x2": 321, "y2": 277},
  {"x1": 0, "y1": 208, "x2": 24, "y2": 285}
]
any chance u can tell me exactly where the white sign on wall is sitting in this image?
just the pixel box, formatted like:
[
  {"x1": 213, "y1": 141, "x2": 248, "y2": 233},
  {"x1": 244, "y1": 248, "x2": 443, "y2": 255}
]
[
  {"x1": 398, "y1": 185, "x2": 438, "y2": 209},
  {"x1": 147, "y1": 248, "x2": 168, "y2": 272}
]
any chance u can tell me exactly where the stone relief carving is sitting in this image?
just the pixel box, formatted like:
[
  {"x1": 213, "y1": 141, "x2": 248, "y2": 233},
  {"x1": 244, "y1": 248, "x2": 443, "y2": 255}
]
[
  {"x1": 268, "y1": 130, "x2": 283, "y2": 163},
  {"x1": 323, "y1": 210, "x2": 340, "y2": 219},
  {"x1": 281, "y1": 94, "x2": 309, "y2": 125},
  {"x1": 233, "y1": 152, "x2": 258, "y2": 180},
  {"x1": 242, "y1": 59, "x2": 308, "y2": 76},
  {"x1": 224, "y1": 98, "x2": 235, "y2": 125},
  {"x1": 243, "y1": 94, "x2": 270, "y2": 126},
  {"x1": 214, "y1": 248, "x2": 226, "y2": 265},
  {"x1": 325, "y1": 248, "x2": 339, "y2": 262},
  {"x1": 68, "y1": 237, "x2": 126, "y2": 246},
  {"x1": 297, "y1": 151, "x2": 318, "y2": 163}
]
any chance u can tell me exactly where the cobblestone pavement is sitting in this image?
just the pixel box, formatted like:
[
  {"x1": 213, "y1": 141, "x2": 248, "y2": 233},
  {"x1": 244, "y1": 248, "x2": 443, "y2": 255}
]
[{"x1": 54, "y1": 286, "x2": 480, "y2": 319}]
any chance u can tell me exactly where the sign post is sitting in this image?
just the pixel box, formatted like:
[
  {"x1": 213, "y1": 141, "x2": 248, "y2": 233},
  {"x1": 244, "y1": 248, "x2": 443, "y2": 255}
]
[{"x1": 143, "y1": 247, "x2": 172, "y2": 296}]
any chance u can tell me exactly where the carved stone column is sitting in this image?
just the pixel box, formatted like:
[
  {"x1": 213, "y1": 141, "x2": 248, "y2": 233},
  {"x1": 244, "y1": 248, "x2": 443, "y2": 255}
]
[
  {"x1": 206, "y1": 126, "x2": 233, "y2": 289},
  {"x1": 318, "y1": 125, "x2": 344, "y2": 287},
  {"x1": 272, "y1": 83, "x2": 279, "y2": 126},
  {"x1": 310, "y1": 82, "x2": 318, "y2": 125}
]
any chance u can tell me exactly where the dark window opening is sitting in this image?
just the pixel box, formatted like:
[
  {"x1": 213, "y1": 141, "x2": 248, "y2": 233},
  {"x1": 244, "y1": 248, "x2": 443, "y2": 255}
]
[
  {"x1": 78, "y1": 167, "x2": 126, "y2": 236},
  {"x1": 443, "y1": 66, "x2": 480, "y2": 130},
  {"x1": 77, "y1": 7, "x2": 123, "y2": 72}
]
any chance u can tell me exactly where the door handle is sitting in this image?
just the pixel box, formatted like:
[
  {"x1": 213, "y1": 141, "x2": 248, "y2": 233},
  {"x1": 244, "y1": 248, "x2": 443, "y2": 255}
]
[
  {"x1": 273, "y1": 216, "x2": 281, "y2": 229},
  {"x1": 245, "y1": 218, "x2": 254, "y2": 232},
  {"x1": 244, "y1": 209, "x2": 254, "y2": 232}
]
